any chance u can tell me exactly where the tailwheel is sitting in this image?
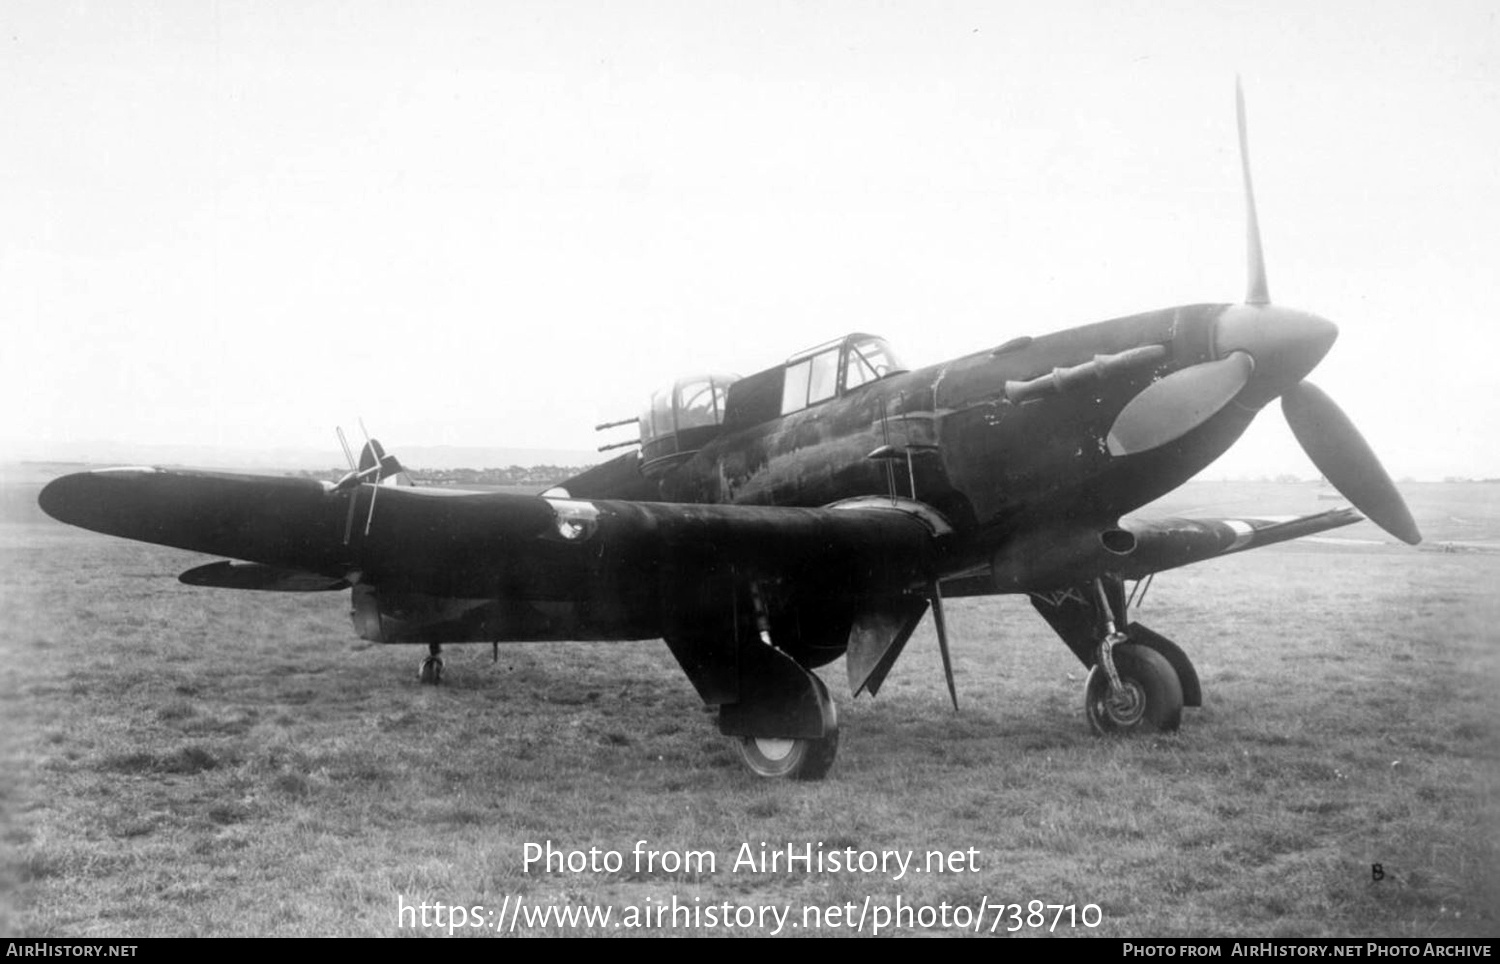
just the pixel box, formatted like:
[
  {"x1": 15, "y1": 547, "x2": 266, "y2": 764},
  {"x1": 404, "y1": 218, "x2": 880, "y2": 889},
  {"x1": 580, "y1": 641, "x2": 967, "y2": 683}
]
[
  {"x1": 1084, "y1": 642, "x2": 1182, "y2": 735},
  {"x1": 736, "y1": 703, "x2": 839, "y2": 781},
  {"x1": 418, "y1": 654, "x2": 444, "y2": 685}
]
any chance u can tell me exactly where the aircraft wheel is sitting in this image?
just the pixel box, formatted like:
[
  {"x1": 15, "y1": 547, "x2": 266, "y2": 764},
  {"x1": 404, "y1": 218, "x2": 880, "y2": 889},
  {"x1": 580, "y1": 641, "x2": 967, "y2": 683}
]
[
  {"x1": 735, "y1": 700, "x2": 839, "y2": 780},
  {"x1": 418, "y1": 656, "x2": 444, "y2": 685},
  {"x1": 737, "y1": 731, "x2": 839, "y2": 780},
  {"x1": 1084, "y1": 643, "x2": 1182, "y2": 735}
]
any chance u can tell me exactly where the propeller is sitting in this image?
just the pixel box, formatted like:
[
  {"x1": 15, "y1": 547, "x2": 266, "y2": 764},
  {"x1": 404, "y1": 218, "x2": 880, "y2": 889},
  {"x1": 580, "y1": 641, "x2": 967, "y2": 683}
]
[
  {"x1": 1106, "y1": 351, "x2": 1254, "y2": 456},
  {"x1": 1106, "y1": 80, "x2": 1421, "y2": 545},
  {"x1": 1106, "y1": 78, "x2": 1271, "y2": 457},
  {"x1": 1282, "y1": 382, "x2": 1421, "y2": 544},
  {"x1": 1237, "y1": 77, "x2": 1269, "y2": 307}
]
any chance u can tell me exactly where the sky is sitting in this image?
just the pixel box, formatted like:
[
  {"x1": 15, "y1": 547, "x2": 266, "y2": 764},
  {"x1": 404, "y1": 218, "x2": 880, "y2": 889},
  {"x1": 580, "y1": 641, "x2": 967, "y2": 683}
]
[{"x1": 1, "y1": 0, "x2": 1496, "y2": 478}]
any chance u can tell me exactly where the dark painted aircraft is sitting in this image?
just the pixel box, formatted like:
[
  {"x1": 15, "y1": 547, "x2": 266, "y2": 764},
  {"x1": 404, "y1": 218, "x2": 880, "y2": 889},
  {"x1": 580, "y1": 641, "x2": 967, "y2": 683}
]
[{"x1": 39, "y1": 86, "x2": 1420, "y2": 779}]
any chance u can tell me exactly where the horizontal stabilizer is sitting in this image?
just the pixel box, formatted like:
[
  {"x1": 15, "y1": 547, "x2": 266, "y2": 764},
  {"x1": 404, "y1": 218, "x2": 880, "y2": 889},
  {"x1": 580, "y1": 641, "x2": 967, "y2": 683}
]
[{"x1": 179, "y1": 561, "x2": 349, "y2": 592}]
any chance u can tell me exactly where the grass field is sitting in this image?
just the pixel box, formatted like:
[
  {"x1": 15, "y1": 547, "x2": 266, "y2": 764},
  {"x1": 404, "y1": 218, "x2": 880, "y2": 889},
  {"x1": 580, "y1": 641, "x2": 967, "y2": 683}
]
[{"x1": 1, "y1": 468, "x2": 1496, "y2": 937}]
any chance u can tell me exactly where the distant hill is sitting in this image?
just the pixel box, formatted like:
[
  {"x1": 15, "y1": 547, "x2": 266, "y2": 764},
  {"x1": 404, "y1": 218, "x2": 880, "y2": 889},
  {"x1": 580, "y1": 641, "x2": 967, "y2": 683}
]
[
  {"x1": 400, "y1": 445, "x2": 599, "y2": 472},
  {"x1": 297, "y1": 465, "x2": 583, "y2": 486},
  {"x1": 0, "y1": 440, "x2": 600, "y2": 473}
]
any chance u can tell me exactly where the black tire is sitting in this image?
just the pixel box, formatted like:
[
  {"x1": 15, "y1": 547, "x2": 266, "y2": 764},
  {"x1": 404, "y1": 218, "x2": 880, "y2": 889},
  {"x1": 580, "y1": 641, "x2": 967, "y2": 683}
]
[
  {"x1": 734, "y1": 683, "x2": 839, "y2": 780},
  {"x1": 1084, "y1": 643, "x2": 1182, "y2": 735},
  {"x1": 418, "y1": 656, "x2": 444, "y2": 685},
  {"x1": 736, "y1": 728, "x2": 839, "y2": 780}
]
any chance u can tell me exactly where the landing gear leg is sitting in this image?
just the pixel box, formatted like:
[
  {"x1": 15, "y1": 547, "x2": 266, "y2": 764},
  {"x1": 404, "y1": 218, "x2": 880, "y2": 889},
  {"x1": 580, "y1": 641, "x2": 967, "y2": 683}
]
[
  {"x1": 1085, "y1": 643, "x2": 1182, "y2": 734},
  {"x1": 1083, "y1": 579, "x2": 1181, "y2": 734},
  {"x1": 419, "y1": 643, "x2": 444, "y2": 685},
  {"x1": 1030, "y1": 577, "x2": 1202, "y2": 732},
  {"x1": 717, "y1": 585, "x2": 840, "y2": 780}
]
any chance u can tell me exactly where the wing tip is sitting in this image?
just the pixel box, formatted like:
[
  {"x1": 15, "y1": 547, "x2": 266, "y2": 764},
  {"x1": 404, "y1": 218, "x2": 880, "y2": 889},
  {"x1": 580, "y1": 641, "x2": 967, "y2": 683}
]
[{"x1": 37, "y1": 471, "x2": 100, "y2": 526}]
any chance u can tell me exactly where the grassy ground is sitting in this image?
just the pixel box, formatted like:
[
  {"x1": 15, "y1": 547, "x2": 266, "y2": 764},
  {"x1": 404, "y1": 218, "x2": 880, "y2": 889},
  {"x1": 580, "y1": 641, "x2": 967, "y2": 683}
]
[{"x1": 1, "y1": 473, "x2": 1495, "y2": 937}]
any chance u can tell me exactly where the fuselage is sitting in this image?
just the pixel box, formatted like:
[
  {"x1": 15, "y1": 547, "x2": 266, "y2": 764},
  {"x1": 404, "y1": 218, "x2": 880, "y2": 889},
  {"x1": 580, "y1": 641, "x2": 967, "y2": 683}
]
[
  {"x1": 572, "y1": 300, "x2": 1300, "y2": 580},
  {"x1": 36, "y1": 297, "x2": 1338, "y2": 650}
]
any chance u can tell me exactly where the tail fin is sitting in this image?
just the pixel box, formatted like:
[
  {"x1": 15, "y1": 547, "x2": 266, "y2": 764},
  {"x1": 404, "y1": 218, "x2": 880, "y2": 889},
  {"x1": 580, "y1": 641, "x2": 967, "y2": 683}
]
[
  {"x1": 357, "y1": 438, "x2": 413, "y2": 487},
  {"x1": 333, "y1": 436, "x2": 413, "y2": 491},
  {"x1": 333, "y1": 434, "x2": 414, "y2": 544}
]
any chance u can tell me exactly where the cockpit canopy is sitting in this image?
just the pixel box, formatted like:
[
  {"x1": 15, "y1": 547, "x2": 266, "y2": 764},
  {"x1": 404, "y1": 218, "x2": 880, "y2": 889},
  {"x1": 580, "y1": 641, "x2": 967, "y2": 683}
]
[
  {"x1": 779, "y1": 334, "x2": 906, "y2": 415},
  {"x1": 639, "y1": 373, "x2": 740, "y2": 476},
  {"x1": 629, "y1": 336, "x2": 906, "y2": 478},
  {"x1": 700, "y1": 333, "x2": 908, "y2": 432}
]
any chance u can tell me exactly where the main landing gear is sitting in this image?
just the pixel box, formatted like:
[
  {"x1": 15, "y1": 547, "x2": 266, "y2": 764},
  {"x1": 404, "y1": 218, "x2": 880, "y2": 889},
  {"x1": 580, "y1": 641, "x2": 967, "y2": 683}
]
[
  {"x1": 418, "y1": 643, "x2": 444, "y2": 685},
  {"x1": 664, "y1": 587, "x2": 843, "y2": 781},
  {"x1": 1084, "y1": 635, "x2": 1181, "y2": 735},
  {"x1": 732, "y1": 676, "x2": 840, "y2": 780},
  {"x1": 716, "y1": 640, "x2": 842, "y2": 780},
  {"x1": 1031, "y1": 577, "x2": 1202, "y2": 736}
]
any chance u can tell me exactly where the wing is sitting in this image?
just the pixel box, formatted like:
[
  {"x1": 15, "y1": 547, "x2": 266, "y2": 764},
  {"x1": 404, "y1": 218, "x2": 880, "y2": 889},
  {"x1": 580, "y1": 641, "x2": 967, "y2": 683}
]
[
  {"x1": 40, "y1": 465, "x2": 948, "y2": 731},
  {"x1": 39, "y1": 466, "x2": 942, "y2": 604},
  {"x1": 938, "y1": 505, "x2": 1366, "y2": 598},
  {"x1": 39, "y1": 467, "x2": 352, "y2": 577},
  {"x1": 1116, "y1": 506, "x2": 1364, "y2": 579}
]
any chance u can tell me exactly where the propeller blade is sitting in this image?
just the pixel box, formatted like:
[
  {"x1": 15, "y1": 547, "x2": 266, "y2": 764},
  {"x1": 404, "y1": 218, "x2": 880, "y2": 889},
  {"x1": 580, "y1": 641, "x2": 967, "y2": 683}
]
[
  {"x1": 1282, "y1": 382, "x2": 1421, "y2": 545},
  {"x1": 930, "y1": 581, "x2": 958, "y2": 712},
  {"x1": 1237, "y1": 77, "x2": 1270, "y2": 307},
  {"x1": 1107, "y1": 351, "x2": 1255, "y2": 456}
]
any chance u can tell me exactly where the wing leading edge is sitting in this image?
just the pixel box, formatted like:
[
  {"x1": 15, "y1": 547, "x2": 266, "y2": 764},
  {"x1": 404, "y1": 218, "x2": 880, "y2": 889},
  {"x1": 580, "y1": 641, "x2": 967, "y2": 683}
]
[
  {"x1": 39, "y1": 466, "x2": 942, "y2": 606},
  {"x1": 39, "y1": 468, "x2": 350, "y2": 576},
  {"x1": 1117, "y1": 507, "x2": 1365, "y2": 579}
]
